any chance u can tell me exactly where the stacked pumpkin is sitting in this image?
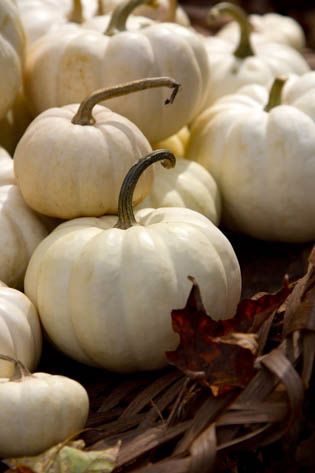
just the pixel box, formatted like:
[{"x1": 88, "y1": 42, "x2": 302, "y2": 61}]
[{"x1": 0, "y1": 0, "x2": 312, "y2": 459}]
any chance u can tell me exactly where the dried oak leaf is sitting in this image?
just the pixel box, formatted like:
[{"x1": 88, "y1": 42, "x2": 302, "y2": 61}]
[{"x1": 166, "y1": 277, "x2": 292, "y2": 396}]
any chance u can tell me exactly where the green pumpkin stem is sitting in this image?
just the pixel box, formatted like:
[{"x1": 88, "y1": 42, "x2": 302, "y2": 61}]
[
  {"x1": 0, "y1": 354, "x2": 31, "y2": 379},
  {"x1": 115, "y1": 150, "x2": 176, "y2": 229},
  {"x1": 264, "y1": 77, "x2": 287, "y2": 112},
  {"x1": 71, "y1": 76, "x2": 180, "y2": 126},
  {"x1": 208, "y1": 2, "x2": 254, "y2": 59},
  {"x1": 105, "y1": 0, "x2": 156, "y2": 35},
  {"x1": 69, "y1": 0, "x2": 84, "y2": 23}
]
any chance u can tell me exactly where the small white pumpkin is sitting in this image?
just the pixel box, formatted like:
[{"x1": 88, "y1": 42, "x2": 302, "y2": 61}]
[
  {"x1": 0, "y1": 355, "x2": 89, "y2": 457},
  {"x1": 0, "y1": 282, "x2": 41, "y2": 378},
  {"x1": 137, "y1": 157, "x2": 221, "y2": 225},
  {"x1": 186, "y1": 73, "x2": 315, "y2": 242},
  {"x1": 218, "y1": 11, "x2": 305, "y2": 51},
  {"x1": 24, "y1": 150, "x2": 241, "y2": 372},
  {"x1": 0, "y1": 0, "x2": 25, "y2": 119},
  {"x1": 203, "y1": 3, "x2": 309, "y2": 108},
  {"x1": 14, "y1": 78, "x2": 181, "y2": 219},
  {"x1": 24, "y1": 0, "x2": 209, "y2": 143},
  {"x1": 0, "y1": 185, "x2": 48, "y2": 287}
]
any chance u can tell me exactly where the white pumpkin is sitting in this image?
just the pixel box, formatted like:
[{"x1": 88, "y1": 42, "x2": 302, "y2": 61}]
[
  {"x1": 0, "y1": 0, "x2": 25, "y2": 119},
  {"x1": 218, "y1": 11, "x2": 305, "y2": 51},
  {"x1": 152, "y1": 126, "x2": 190, "y2": 157},
  {"x1": 0, "y1": 147, "x2": 15, "y2": 185},
  {"x1": 0, "y1": 282, "x2": 41, "y2": 378},
  {"x1": 16, "y1": 0, "x2": 99, "y2": 44},
  {"x1": 98, "y1": 0, "x2": 190, "y2": 26},
  {"x1": 186, "y1": 73, "x2": 315, "y2": 242},
  {"x1": 204, "y1": 3, "x2": 309, "y2": 108},
  {"x1": 137, "y1": 157, "x2": 221, "y2": 225},
  {"x1": 14, "y1": 78, "x2": 181, "y2": 219},
  {"x1": 24, "y1": 0, "x2": 209, "y2": 142},
  {"x1": 24, "y1": 150, "x2": 241, "y2": 372},
  {"x1": 0, "y1": 355, "x2": 89, "y2": 457},
  {"x1": 0, "y1": 185, "x2": 48, "y2": 287}
]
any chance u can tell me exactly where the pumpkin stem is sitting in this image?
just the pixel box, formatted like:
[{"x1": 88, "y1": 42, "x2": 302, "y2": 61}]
[
  {"x1": 264, "y1": 77, "x2": 287, "y2": 112},
  {"x1": 69, "y1": 0, "x2": 84, "y2": 23},
  {"x1": 97, "y1": 0, "x2": 104, "y2": 15},
  {"x1": 168, "y1": 0, "x2": 177, "y2": 22},
  {"x1": 208, "y1": 2, "x2": 254, "y2": 59},
  {"x1": 115, "y1": 150, "x2": 176, "y2": 229},
  {"x1": 0, "y1": 354, "x2": 31, "y2": 379},
  {"x1": 105, "y1": 0, "x2": 157, "y2": 35},
  {"x1": 71, "y1": 76, "x2": 180, "y2": 126}
]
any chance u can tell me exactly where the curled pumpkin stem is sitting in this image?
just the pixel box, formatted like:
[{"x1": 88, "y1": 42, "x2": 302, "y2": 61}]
[
  {"x1": 105, "y1": 0, "x2": 156, "y2": 35},
  {"x1": 115, "y1": 149, "x2": 176, "y2": 230},
  {"x1": 0, "y1": 354, "x2": 31, "y2": 379},
  {"x1": 71, "y1": 77, "x2": 181, "y2": 126},
  {"x1": 264, "y1": 77, "x2": 287, "y2": 112},
  {"x1": 208, "y1": 2, "x2": 254, "y2": 59}
]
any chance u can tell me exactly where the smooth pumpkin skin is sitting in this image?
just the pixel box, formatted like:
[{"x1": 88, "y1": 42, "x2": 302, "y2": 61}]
[
  {"x1": 0, "y1": 147, "x2": 15, "y2": 185},
  {"x1": 218, "y1": 13, "x2": 305, "y2": 51},
  {"x1": 186, "y1": 73, "x2": 315, "y2": 242},
  {"x1": 0, "y1": 0, "x2": 25, "y2": 119},
  {"x1": 137, "y1": 158, "x2": 221, "y2": 225},
  {"x1": 24, "y1": 207, "x2": 241, "y2": 372},
  {"x1": 152, "y1": 126, "x2": 190, "y2": 158},
  {"x1": 24, "y1": 22, "x2": 209, "y2": 142},
  {"x1": 14, "y1": 104, "x2": 153, "y2": 218},
  {"x1": 0, "y1": 185, "x2": 48, "y2": 287},
  {"x1": 0, "y1": 282, "x2": 42, "y2": 378},
  {"x1": 0, "y1": 371, "x2": 89, "y2": 457},
  {"x1": 203, "y1": 35, "x2": 309, "y2": 107}
]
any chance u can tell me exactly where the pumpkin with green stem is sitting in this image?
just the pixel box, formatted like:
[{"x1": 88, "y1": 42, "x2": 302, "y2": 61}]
[
  {"x1": 0, "y1": 354, "x2": 89, "y2": 457},
  {"x1": 186, "y1": 74, "x2": 315, "y2": 242},
  {"x1": 24, "y1": 150, "x2": 241, "y2": 372},
  {"x1": 25, "y1": 0, "x2": 209, "y2": 142},
  {"x1": 14, "y1": 77, "x2": 180, "y2": 219},
  {"x1": 0, "y1": 282, "x2": 41, "y2": 378},
  {"x1": 203, "y1": 2, "x2": 309, "y2": 108}
]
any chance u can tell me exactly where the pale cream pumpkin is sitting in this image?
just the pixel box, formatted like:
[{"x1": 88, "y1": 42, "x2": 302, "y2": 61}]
[
  {"x1": 0, "y1": 355, "x2": 89, "y2": 457},
  {"x1": 0, "y1": 0, "x2": 25, "y2": 119},
  {"x1": 186, "y1": 74, "x2": 315, "y2": 242},
  {"x1": 218, "y1": 11, "x2": 305, "y2": 51},
  {"x1": 0, "y1": 282, "x2": 42, "y2": 378},
  {"x1": 204, "y1": 3, "x2": 309, "y2": 108},
  {"x1": 137, "y1": 157, "x2": 221, "y2": 224},
  {"x1": 152, "y1": 126, "x2": 190, "y2": 157},
  {"x1": 98, "y1": 0, "x2": 190, "y2": 26},
  {"x1": 0, "y1": 185, "x2": 48, "y2": 287},
  {"x1": 24, "y1": 0, "x2": 209, "y2": 142},
  {"x1": 14, "y1": 78, "x2": 181, "y2": 219},
  {"x1": 24, "y1": 150, "x2": 241, "y2": 372},
  {"x1": 0, "y1": 147, "x2": 15, "y2": 185}
]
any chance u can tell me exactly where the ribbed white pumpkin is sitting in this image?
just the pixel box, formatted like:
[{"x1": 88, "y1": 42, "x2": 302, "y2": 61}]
[
  {"x1": 24, "y1": 0, "x2": 209, "y2": 142},
  {"x1": 218, "y1": 12, "x2": 305, "y2": 50},
  {"x1": 24, "y1": 151, "x2": 241, "y2": 372},
  {"x1": 0, "y1": 355, "x2": 89, "y2": 457},
  {"x1": 137, "y1": 158, "x2": 221, "y2": 225},
  {"x1": 0, "y1": 282, "x2": 41, "y2": 378},
  {"x1": 0, "y1": 0, "x2": 25, "y2": 119},
  {"x1": 186, "y1": 73, "x2": 315, "y2": 242},
  {"x1": 204, "y1": 3, "x2": 309, "y2": 108},
  {"x1": 14, "y1": 78, "x2": 180, "y2": 219},
  {"x1": 0, "y1": 185, "x2": 48, "y2": 287}
]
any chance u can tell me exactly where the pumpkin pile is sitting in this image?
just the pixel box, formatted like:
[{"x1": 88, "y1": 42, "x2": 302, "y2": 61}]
[{"x1": 0, "y1": 0, "x2": 314, "y2": 464}]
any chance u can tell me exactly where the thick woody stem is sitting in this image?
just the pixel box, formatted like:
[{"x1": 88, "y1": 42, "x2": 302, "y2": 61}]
[
  {"x1": 264, "y1": 77, "x2": 287, "y2": 112},
  {"x1": 69, "y1": 0, "x2": 84, "y2": 23},
  {"x1": 71, "y1": 77, "x2": 180, "y2": 126},
  {"x1": 115, "y1": 150, "x2": 176, "y2": 229},
  {"x1": 0, "y1": 354, "x2": 31, "y2": 379},
  {"x1": 105, "y1": 0, "x2": 156, "y2": 35},
  {"x1": 208, "y1": 2, "x2": 254, "y2": 59}
]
